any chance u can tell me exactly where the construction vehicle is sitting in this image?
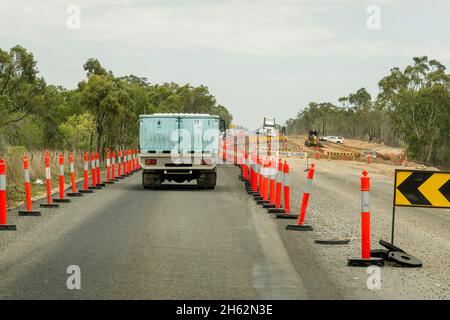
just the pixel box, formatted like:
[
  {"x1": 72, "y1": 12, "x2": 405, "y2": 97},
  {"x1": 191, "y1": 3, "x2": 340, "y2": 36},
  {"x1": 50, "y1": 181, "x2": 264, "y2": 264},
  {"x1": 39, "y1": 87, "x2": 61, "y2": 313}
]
[
  {"x1": 139, "y1": 113, "x2": 225, "y2": 189},
  {"x1": 305, "y1": 130, "x2": 323, "y2": 147},
  {"x1": 256, "y1": 117, "x2": 277, "y2": 137}
]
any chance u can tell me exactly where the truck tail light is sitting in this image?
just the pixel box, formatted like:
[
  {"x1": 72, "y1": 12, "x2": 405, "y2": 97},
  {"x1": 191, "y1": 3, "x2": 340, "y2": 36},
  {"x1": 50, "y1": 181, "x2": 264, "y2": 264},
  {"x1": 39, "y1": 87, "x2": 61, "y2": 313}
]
[{"x1": 145, "y1": 159, "x2": 157, "y2": 165}]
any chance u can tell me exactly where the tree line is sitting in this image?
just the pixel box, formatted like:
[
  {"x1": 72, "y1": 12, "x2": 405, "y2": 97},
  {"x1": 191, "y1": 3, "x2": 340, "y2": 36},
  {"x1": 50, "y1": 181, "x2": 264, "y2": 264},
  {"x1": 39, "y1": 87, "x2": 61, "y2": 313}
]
[
  {"x1": 0, "y1": 45, "x2": 233, "y2": 157},
  {"x1": 285, "y1": 56, "x2": 450, "y2": 166}
]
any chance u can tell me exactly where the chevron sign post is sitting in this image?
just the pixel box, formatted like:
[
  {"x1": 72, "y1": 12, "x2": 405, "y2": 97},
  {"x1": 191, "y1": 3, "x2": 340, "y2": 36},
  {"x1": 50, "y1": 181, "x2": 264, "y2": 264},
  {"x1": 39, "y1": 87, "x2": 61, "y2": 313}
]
[{"x1": 391, "y1": 169, "x2": 450, "y2": 244}]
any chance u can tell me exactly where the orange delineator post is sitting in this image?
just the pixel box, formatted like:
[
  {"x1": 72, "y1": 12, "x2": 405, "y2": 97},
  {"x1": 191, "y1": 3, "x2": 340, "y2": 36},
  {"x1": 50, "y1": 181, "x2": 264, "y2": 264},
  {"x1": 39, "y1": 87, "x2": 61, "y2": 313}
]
[
  {"x1": 286, "y1": 164, "x2": 315, "y2": 230},
  {"x1": 124, "y1": 150, "x2": 128, "y2": 175},
  {"x1": 67, "y1": 152, "x2": 82, "y2": 197},
  {"x1": 18, "y1": 156, "x2": 41, "y2": 216},
  {"x1": 275, "y1": 159, "x2": 282, "y2": 208},
  {"x1": 129, "y1": 149, "x2": 133, "y2": 173},
  {"x1": 261, "y1": 157, "x2": 277, "y2": 209},
  {"x1": 298, "y1": 164, "x2": 315, "y2": 224},
  {"x1": 258, "y1": 157, "x2": 263, "y2": 197},
  {"x1": 271, "y1": 160, "x2": 296, "y2": 216},
  {"x1": 40, "y1": 151, "x2": 59, "y2": 208},
  {"x1": 53, "y1": 154, "x2": 71, "y2": 203},
  {"x1": 106, "y1": 149, "x2": 111, "y2": 182},
  {"x1": 123, "y1": 150, "x2": 128, "y2": 176},
  {"x1": 80, "y1": 152, "x2": 94, "y2": 193},
  {"x1": 91, "y1": 152, "x2": 97, "y2": 187},
  {"x1": 361, "y1": 171, "x2": 371, "y2": 259},
  {"x1": 250, "y1": 154, "x2": 255, "y2": 191},
  {"x1": 96, "y1": 152, "x2": 105, "y2": 187},
  {"x1": 104, "y1": 149, "x2": 114, "y2": 184},
  {"x1": 269, "y1": 158, "x2": 276, "y2": 205},
  {"x1": 69, "y1": 153, "x2": 76, "y2": 192},
  {"x1": 263, "y1": 159, "x2": 269, "y2": 202},
  {"x1": 111, "y1": 151, "x2": 116, "y2": 181},
  {"x1": 117, "y1": 150, "x2": 123, "y2": 179},
  {"x1": 128, "y1": 149, "x2": 132, "y2": 174},
  {"x1": 244, "y1": 152, "x2": 249, "y2": 180},
  {"x1": 347, "y1": 171, "x2": 384, "y2": 267},
  {"x1": 0, "y1": 160, "x2": 16, "y2": 230},
  {"x1": 283, "y1": 161, "x2": 290, "y2": 213}
]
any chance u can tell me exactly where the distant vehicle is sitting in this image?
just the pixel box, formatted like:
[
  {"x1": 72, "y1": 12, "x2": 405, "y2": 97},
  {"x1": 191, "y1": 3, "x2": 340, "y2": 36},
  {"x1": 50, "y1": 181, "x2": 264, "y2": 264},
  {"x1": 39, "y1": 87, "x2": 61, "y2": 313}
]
[
  {"x1": 323, "y1": 136, "x2": 344, "y2": 144},
  {"x1": 256, "y1": 126, "x2": 277, "y2": 137},
  {"x1": 256, "y1": 117, "x2": 278, "y2": 137},
  {"x1": 263, "y1": 117, "x2": 275, "y2": 127},
  {"x1": 139, "y1": 113, "x2": 225, "y2": 189}
]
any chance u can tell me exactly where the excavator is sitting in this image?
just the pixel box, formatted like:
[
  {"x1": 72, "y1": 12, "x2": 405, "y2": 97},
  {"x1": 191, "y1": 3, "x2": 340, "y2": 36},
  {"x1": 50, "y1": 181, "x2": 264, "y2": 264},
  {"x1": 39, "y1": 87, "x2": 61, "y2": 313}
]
[{"x1": 304, "y1": 130, "x2": 323, "y2": 147}]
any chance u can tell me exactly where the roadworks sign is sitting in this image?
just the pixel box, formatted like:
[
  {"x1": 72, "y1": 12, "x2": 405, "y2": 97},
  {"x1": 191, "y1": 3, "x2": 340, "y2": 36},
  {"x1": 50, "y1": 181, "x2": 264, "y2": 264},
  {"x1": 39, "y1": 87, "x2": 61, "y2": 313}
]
[
  {"x1": 395, "y1": 170, "x2": 450, "y2": 208},
  {"x1": 279, "y1": 151, "x2": 306, "y2": 158}
]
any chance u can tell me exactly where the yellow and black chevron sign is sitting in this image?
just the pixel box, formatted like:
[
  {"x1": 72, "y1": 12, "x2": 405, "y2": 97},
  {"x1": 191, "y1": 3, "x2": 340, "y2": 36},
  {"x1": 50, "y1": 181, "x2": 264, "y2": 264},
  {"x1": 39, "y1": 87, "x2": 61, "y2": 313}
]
[{"x1": 395, "y1": 170, "x2": 450, "y2": 208}]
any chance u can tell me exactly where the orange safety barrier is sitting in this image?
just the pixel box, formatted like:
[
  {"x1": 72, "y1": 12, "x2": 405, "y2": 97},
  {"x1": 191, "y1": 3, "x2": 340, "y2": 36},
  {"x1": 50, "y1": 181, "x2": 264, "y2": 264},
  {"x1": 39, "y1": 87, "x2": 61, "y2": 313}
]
[
  {"x1": 67, "y1": 152, "x2": 82, "y2": 197},
  {"x1": 80, "y1": 152, "x2": 94, "y2": 193},
  {"x1": 111, "y1": 151, "x2": 116, "y2": 181},
  {"x1": 348, "y1": 171, "x2": 384, "y2": 267},
  {"x1": 40, "y1": 151, "x2": 59, "y2": 208},
  {"x1": 0, "y1": 160, "x2": 16, "y2": 230},
  {"x1": 53, "y1": 153, "x2": 71, "y2": 203},
  {"x1": 18, "y1": 156, "x2": 41, "y2": 216}
]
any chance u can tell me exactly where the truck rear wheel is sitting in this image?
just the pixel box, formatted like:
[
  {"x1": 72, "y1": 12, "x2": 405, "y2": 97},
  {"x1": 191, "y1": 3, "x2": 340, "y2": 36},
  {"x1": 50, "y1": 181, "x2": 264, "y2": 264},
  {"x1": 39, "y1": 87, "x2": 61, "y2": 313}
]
[
  {"x1": 142, "y1": 172, "x2": 162, "y2": 189},
  {"x1": 197, "y1": 171, "x2": 216, "y2": 189}
]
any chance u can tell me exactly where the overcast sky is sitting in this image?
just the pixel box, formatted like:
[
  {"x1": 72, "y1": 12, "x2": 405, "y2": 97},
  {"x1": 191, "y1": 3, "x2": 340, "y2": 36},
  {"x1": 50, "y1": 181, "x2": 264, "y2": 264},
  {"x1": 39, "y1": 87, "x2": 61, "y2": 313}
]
[{"x1": 1, "y1": 0, "x2": 449, "y2": 128}]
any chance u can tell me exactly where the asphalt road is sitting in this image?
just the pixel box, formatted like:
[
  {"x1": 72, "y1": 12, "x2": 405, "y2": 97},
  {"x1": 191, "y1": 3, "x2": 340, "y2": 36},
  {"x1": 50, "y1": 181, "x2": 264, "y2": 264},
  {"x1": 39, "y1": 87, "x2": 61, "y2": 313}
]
[
  {"x1": 2, "y1": 161, "x2": 447, "y2": 299},
  {"x1": 0, "y1": 165, "x2": 333, "y2": 299}
]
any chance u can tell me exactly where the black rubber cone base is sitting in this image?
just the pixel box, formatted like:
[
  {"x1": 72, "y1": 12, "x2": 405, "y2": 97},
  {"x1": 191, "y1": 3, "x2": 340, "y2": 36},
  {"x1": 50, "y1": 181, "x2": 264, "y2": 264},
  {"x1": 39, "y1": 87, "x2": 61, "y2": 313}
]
[
  {"x1": 257, "y1": 200, "x2": 269, "y2": 205},
  {"x1": 268, "y1": 208, "x2": 285, "y2": 214},
  {"x1": 18, "y1": 210, "x2": 41, "y2": 217},
  {"x1": 0, "y1": 224, "x2": 17, "y2": 231},
  {"x1": 53, "y1": 198, "x2": 71, "y2": 203},
  {"x1": 315, "y1": 239, "x2": 350, "y2": 245},
  {"x1": 117, "y1": 176, "x2": 125, "y2": 179},
  {"x1": 286, "y1": 224, "x2": 313, "y2": 231},
  {"x1": 80, "y1": 189, "x2": 94, "y2": 193},
  {"x1": 40, "y1": 203, "x2": 59, "y2": 208},
  {"x1": 379, "y1": 239, "x2": 406, "y2": 253},
  {"x1": 262, "y1": 203, "x2": 276, "y2": 209},
  {"x1": 88, "y1": 186, "x2": 101, "y2": 190},
  {"x1": 275, "y1": 213, "x2": 298, "y2": 219},
  {"x1": 388, "y1": 251, "x2": 422, "y2": 268},
  {"x1": 97, "y1": 183, "x2": 106, "y2": 187},
  {"x1": 104, "y1": 181, "x2": 114, "y2": 184},
  {"x1": 370, "y1": 249, "x2": 389, "y2": 259},
  {"x1": 347, "y1": 257, "x2": 384, "y2": 267},
  {"x1": 67, "y1": 192, "x2": 82, "y2": 197}
]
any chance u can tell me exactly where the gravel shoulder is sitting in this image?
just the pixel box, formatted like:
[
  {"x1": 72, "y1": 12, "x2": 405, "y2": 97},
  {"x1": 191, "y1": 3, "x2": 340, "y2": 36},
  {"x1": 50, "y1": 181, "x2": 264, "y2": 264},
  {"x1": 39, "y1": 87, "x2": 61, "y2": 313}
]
[{"x1": 281, "y1": 158, "x2": 450, "y2": 299}]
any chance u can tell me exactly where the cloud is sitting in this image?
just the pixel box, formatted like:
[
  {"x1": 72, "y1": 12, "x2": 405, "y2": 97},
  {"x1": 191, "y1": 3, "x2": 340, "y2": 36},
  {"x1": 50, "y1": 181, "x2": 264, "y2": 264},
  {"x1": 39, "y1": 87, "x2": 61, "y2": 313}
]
[{"x1": 1, "y1": 0, "x2": 449, "y2": 60}]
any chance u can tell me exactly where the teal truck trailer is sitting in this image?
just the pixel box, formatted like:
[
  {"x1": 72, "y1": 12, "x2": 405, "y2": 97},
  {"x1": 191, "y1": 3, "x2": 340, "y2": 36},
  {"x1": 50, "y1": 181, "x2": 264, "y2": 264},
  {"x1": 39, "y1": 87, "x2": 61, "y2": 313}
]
[{"x1": 139, "y1": 113, "x2": 223, "y2": 189}]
